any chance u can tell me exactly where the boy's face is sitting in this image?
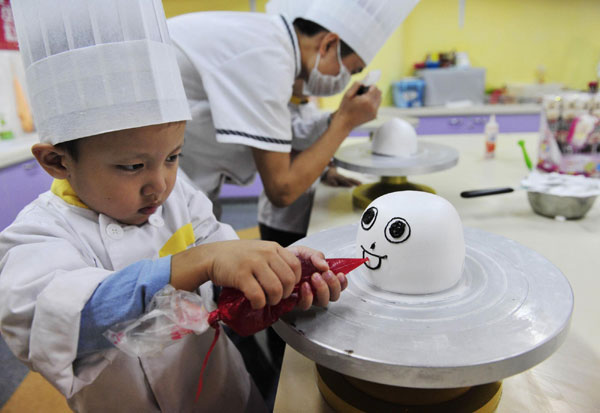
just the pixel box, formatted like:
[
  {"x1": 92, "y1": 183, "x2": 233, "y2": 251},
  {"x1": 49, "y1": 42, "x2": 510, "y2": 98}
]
[{"x1": 64, "y1": 122, "x2": 185, "y2": 226}]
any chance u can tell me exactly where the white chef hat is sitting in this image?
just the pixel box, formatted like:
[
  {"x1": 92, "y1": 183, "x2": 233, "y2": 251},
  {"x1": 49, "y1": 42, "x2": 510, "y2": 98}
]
[
  {"x1": 11, "y1": 0, "x2": 191, "y2": 145},
  {"x1": 299, "y1": 0, "x2": 420, "y2": 64}
]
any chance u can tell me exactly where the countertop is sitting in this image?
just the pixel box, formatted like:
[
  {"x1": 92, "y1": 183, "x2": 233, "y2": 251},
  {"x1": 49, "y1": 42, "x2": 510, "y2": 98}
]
[
  {"x1": 274, "y1": 133, "x2": 600, "y2": 412},
  {"x1": 354, "y1": 103, "x2": 541, "y2": 133},
  {"x1": 0, "y1": 105, "x2": 541, "y2": 170},
  {"x1": 376, "y1": 103, "x2": 541, "y2": 118},
  {"x1": 0, "y1": 133, "x2": 38, "y2": 169}
]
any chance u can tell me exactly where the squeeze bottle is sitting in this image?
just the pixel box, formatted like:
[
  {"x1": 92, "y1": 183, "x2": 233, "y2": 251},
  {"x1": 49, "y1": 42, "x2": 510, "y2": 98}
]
[
  {"x1": 0, "y1": 113, "x2": 14, "y2": 140},
  {"x1": 484, "y1": 114, "x2": 499, "y2": 159}
]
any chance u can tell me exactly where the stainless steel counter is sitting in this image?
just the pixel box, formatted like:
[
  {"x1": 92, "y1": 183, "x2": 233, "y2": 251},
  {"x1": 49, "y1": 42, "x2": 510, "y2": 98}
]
[{"x1": 0, "y1": 105, "x2": 541, "y2": 170}]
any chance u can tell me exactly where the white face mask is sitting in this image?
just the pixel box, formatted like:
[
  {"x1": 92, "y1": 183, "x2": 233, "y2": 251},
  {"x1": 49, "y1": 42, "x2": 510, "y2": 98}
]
[{"x1": 304, "y1": 42, "x2": 351, "y2": 97}]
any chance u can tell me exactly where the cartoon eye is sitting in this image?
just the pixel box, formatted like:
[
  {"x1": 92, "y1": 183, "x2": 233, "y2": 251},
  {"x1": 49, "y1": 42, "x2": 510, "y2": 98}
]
[
  {"x1": 361, "y1": 207, "x2": 378, "y2": 230},
  {"x1": 384, "y1": 217, "x2": 411, "y2": 243}
]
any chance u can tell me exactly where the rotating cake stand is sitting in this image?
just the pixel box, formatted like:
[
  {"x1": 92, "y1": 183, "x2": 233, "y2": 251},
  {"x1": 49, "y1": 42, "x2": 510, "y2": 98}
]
[
  {"x1": 334, "y1": 141, "x2": 459, "y2": 209},
  {"x1": 273, "y1": 224, "x2": 573, "y2": 412}
]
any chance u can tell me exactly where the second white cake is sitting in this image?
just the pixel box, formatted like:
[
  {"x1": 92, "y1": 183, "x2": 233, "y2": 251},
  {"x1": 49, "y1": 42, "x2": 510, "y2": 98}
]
[{"x1": 371, "y1": 118, "x2": 418, "y2": 157}]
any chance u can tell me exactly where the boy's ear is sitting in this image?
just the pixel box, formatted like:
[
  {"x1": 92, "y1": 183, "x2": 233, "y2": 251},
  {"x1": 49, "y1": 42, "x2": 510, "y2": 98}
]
[{"x1": 31, "y1": 143, "x2": 70, "y2": 179}]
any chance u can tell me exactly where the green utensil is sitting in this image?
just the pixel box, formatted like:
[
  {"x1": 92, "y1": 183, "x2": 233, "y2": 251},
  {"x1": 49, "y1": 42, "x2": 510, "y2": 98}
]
[{"x1": 518, "y1": 140, "x2": 533, "y2": 171}]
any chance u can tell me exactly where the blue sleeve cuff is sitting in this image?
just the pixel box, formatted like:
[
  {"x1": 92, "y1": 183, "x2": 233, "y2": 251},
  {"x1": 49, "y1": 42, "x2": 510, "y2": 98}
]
[
  {"x1": 77, "y1": 256, "x2": 172, "y2": 357},
  {"x1": 143, "y1": 256, "x2": 172, "y2": 308}
]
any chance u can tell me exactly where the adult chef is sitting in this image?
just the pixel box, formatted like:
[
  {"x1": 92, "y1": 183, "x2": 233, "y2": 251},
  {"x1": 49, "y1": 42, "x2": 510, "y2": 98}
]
[{"x1": 167, "y1": 0, "x2": 420, "y2": 215}]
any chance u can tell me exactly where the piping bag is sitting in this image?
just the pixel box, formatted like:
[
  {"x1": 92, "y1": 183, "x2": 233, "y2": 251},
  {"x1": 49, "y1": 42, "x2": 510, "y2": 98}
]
[{"x1": 197, "y1": 257, "x2": 367, "y2": 399}]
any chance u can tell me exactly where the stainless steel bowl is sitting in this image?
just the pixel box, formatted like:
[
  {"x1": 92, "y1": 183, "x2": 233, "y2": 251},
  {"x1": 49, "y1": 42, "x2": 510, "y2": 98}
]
[{"x1": 527, "y1": 191, "x2": 597, "y2": 219}]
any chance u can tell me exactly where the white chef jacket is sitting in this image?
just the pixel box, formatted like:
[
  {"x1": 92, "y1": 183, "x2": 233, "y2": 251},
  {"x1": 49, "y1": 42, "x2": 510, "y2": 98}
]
[
  {"x1": 0, "y1": 172, "x2": 255, "y2": 412},
  {"x1": 167, "y1": 12, "x2": 300, "y2": 201},
  {"x1": 258, "y1": 99, "x2": 331, "y2": 233}
]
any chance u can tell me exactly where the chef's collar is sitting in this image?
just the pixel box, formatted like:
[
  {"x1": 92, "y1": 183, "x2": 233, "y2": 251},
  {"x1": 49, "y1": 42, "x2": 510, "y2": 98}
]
[
  {"x1": 51, "y1": 179, "x2": 89, "y2": 209},
  {"x1": 279, "y1": 15, "x2": 301, "y2": 78}
]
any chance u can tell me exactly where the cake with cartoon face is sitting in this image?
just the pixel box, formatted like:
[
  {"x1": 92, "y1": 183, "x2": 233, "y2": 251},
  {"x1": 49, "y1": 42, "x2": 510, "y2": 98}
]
[
  {"x1": 356, "y1": 191, "x2": 465, "y2": 294},
  {"x1": 371, "y1": 118, "x2": 418, "y2": 157}
]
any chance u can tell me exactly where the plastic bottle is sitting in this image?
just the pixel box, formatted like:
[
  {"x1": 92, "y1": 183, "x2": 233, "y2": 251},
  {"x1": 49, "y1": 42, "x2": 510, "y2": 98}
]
[
  {"x1": 484, "y1": 114, "x2": 499, "y2": 159},
  {"x1": 0, "y1": 112, "x2": 14, "y2": 140}
]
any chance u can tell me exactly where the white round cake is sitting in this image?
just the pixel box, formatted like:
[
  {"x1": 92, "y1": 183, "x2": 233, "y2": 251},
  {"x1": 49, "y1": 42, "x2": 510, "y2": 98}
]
[
  {"x1": 356, "y1": 191, "x2": 465, "y2": 294},
  {"x1": 371, "y1": 118, "x2": 418, "y2": 157}
]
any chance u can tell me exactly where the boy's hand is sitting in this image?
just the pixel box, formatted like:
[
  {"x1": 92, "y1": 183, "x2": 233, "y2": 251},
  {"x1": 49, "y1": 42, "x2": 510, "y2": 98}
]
[
  {"x1": 171, "y1": 242, "x2": 348, "y2": 311},
  {"x1": 171, "y1": 240, "x2": 301, "y2": 309},
  {"x1": 287, "y1": 245, "x2": 349, "y2": 311}
]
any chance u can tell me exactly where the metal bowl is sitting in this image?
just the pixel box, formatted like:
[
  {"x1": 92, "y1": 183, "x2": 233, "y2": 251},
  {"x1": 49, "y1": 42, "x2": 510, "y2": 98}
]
[{"x1": 526, "y1": 191, "x2": 597, "y2": 219}]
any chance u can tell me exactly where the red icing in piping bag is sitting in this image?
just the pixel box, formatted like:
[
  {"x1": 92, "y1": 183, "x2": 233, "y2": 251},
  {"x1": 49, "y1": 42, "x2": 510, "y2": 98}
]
[{"x1": 196, "y1": 257, "x2": 367, "y2": 400}]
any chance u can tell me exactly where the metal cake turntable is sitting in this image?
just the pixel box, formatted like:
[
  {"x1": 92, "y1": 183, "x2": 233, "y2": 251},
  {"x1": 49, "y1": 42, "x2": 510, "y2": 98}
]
[
  {"x1": 274, "y1": 224, "x2": 573, "y2": 412},
  {"x1": 334, "y1": 140, "x2": 459, "y2": 209}
]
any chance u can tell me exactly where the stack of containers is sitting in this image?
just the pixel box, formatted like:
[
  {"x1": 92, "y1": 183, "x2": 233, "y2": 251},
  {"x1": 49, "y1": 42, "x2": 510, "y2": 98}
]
[{"x1": 538, "y1": 92, "x2": 600, "y2": 177}]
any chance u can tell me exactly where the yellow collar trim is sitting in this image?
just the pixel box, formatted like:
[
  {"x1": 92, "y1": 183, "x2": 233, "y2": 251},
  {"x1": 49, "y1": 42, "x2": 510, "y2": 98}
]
[
  {"x1": 290, "y1": 95, "x2": 309, "y2": 105},
  {"x1": 51, "y1": 179, "x2": 89, "y2": 209},
  {"x1": 159, "y1": 223, "x2": 195, "y2": 257}
]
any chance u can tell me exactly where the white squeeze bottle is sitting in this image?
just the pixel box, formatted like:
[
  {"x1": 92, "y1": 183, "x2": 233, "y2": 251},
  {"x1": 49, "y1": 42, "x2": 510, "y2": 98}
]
[{"x1": 484, "y1": 114, "x2": 499, "y2": 159}]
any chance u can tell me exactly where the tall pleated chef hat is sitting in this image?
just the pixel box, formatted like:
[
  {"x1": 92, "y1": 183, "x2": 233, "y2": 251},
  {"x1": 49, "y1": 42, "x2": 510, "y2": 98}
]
[
  {"x1": 271, "y1": 0, "x2": 420, "y2": 65},
  {"x1": 11, "y1": 0, "x2": 190, "y2": 144}
]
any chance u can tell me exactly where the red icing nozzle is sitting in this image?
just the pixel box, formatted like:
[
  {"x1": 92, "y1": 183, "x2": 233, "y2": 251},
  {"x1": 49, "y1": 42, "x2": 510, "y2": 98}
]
[{"x1": 324, "y1": 257, "x2": 369, "y2": 275}]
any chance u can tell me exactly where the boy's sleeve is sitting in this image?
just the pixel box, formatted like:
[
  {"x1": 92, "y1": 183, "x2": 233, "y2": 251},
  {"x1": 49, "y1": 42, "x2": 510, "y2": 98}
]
[
  {"x1": 76, "y1": 257, "x2": 171, "y2": 356},
  {"x1": 0, "y1": 219, "x2": 169, "y2": 396},
  {"x1": 0, "y1": 226, "x2": 114, "y2": 397}
]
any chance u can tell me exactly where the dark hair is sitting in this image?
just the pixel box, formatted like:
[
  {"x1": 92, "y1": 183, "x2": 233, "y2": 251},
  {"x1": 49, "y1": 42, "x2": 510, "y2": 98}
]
[
  {"x1": 293, "y1": 18, "x2": 356, "y2": 58},
  {"x1": 55, "y1": 139, "x2": 80, "y2": 161}
]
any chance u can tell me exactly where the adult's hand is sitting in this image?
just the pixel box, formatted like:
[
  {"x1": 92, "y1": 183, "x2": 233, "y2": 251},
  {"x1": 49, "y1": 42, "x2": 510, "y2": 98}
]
[
  {"x1": 332, "y1": 82, "x2": 382, "y2": 131},
  {"x1": 322, "y1": 167, "x2": 362, "y2": 187}
]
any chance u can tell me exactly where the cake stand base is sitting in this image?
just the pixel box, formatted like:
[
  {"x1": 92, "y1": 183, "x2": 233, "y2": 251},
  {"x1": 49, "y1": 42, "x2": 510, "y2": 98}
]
[
  {"x1": 352, "y1": 176, "x2": 436, "y2": 209},
  {"x1": 316, "y1": 364, "x2": 502, "y2": 413}
]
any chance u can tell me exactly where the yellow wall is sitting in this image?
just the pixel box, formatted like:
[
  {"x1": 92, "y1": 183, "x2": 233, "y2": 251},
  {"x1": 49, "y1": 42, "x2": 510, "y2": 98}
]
[
  {"x1": 402, "y1": 0, "x2": 600, "y2": 91},
  {"x1": 162, "y1": 0, "x2": 600, "y2": 109},
  {"x1": 163, "y1": 0, "x2": 267, "y2": 17}
]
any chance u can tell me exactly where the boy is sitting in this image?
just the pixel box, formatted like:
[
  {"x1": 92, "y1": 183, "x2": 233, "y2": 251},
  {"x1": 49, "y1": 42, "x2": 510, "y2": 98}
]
[{"x1": 0, "y1": 1, "x2": 345, "y2": 412}]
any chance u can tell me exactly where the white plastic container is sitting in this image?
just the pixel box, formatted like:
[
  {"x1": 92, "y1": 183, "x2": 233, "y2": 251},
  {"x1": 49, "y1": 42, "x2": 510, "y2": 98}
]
[
  {"x1": 484, "y1": 114, "x2": 499, "y2": 159},
  {"x1": 418, "y1": 67, "x2": 486, "y2": 106}
]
